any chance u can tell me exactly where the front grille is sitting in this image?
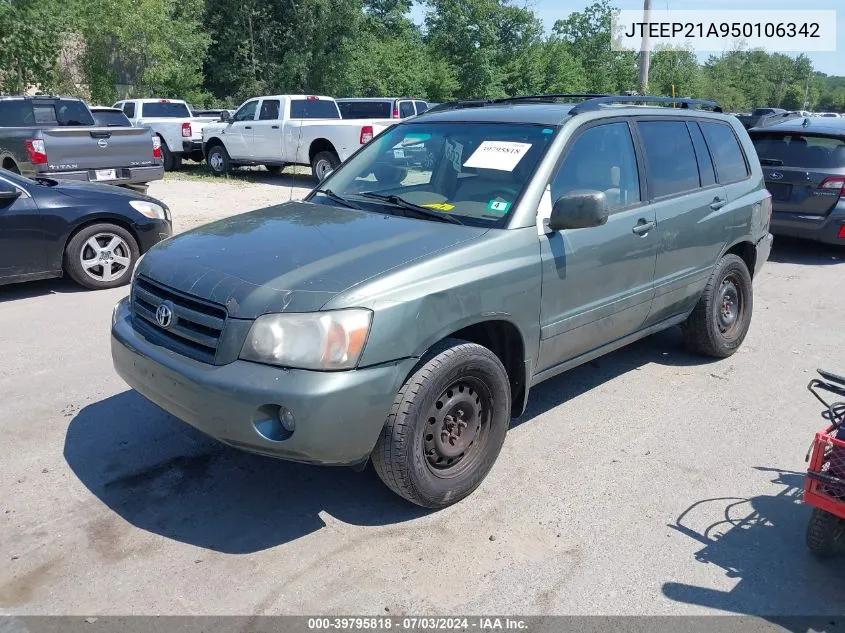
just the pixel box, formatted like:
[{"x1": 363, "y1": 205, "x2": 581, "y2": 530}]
[{"x1": 131, "y1": 275, "x2": 227, "y2": 363}]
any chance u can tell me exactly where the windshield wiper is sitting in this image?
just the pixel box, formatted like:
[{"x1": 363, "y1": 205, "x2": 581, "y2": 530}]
[
  {"x1": 358, "y1": 192, "x2": 464, "y2": 225},
  {"x1": 313, "y1": 188, "x2": 364, "y2": 210},
  {"x1": 759, "y1": 158, "x2": 784, "y2": 166}
]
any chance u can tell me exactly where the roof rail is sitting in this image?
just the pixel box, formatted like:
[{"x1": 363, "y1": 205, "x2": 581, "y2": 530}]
[
  {"x1": 570, "y1": 95, "x2": 723, "y2": 114},
  {"x1": 492, "y1": 94, "x2": 612, "y2": 104}
]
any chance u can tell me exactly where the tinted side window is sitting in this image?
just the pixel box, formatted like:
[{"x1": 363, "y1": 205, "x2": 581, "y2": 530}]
[
  {"x1": 638, "y1": 121, "x2": 700, "y2": 198},
  {"x1": 551, "y1": 122, "x2": 641, "y2": 211},
  {"x1": 687, "y1": 122, "x2": 716, "y2": 187},
  {"x1": 399, "y1": 101, "x2": 415, "y2": 118},
  {"x1": 415, "y1": 101, "x2": 428, "y2": 114},
  {"x1": 700, "y1": 122, "x2": 749, "y2": 182},
  {"x1": 259, "y1": 100, "x2": 280, "y2": 120},
  {"x1": 0, "y1": 100, "x2": 31, "y2": 126},
  {"x1": 289, "y1": 99, "x2": 341, "y2": 119},
  {"x1": 233, "y1": 100, "x2": 258, "y2": 122},
  {"x1": 122, "y1": 102, "x2": 136, "y2": 118}
]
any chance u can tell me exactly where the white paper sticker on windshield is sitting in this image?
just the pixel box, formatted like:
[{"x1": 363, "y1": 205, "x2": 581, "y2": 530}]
[{"x1": 463, "y1": 141, "x2": 532, "y2": 171}]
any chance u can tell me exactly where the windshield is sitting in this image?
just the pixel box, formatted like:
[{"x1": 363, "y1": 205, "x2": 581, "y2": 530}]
[
  {"x1": 751, "y1": 132, "x2": 845, "y2": 168},
  {"x1": 312, "y1": 121, "x2": 557, "y2": 227},
  {"x1": 142, "y1": 102, "x2": 191, "y2": 118}
]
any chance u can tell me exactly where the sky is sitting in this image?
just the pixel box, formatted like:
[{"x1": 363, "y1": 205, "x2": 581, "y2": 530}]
[{"x1": 411, "y1": 0, "x2": 843, "y2": 77}]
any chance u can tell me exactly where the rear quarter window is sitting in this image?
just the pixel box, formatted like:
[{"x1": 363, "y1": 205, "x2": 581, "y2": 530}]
[
  {"x1": 751, "y1": 132, "x2": 845, "y2": 168},
  {"x1": 699, "y1": 121, "x2": 749, "y2": 182}
]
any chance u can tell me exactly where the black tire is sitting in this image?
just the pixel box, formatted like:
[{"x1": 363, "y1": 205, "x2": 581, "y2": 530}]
[
  {"x1": 311, "y1": 150, "x2": 339, "y2": 183},
  {"x1": 681, "y1": 254, "x2": 753, "y2": 358},
  {"x1": 206, "y1": 143, "x2": 231, "y2": 176},
  {"x1": 806, "y1": 508, "x2": 845, "y2": 558},
  {"x1": 159, "y1": 137, "x2": 182, "y2": 172},
  {"x1": 64, "y1": 223, "x2": 139, "y2": 290},
  {"x1": 264, "y1": 165, "x2": 285, "y2": 176},
  {"x1": 371, "y1": 338, "x2": 511, "y2": 509}
]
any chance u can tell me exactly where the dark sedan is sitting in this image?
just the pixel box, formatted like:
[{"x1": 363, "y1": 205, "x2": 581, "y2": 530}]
[{"x1": 0, "y1": 168, "x2": 172, "y2": 289}]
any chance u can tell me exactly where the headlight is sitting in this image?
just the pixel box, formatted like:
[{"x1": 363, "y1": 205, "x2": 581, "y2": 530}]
[
  {"x1": 240, "y1": 309, "x2": 372, "y2": 370},
  {"x1": 129, "y1": 200, "x2": 167, "y2": 220}
]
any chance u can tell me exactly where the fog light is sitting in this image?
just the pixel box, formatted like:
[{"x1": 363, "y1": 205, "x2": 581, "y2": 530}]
[{"x1": 278, "y1": 406, "x2": 296, "y2": 432}]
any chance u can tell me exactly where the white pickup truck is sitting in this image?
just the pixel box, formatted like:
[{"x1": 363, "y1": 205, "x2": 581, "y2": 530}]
[
  {"x1": 113, "y1": 98, "x2": 219, "y2": 171},
  {"x1": 201, "y1": 95, "x2": 393, "y2": 181}
]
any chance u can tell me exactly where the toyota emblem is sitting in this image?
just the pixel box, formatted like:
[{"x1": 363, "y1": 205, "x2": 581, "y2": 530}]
[
  {"x1": 770, "y1": 171, "x2": 784, "y2": 180},
  {"x1": 155, "y1": 302, "x2": 174, "y2": 328},
  {"x1": 97, "y1": 138, "x2": 108, "y2": 149}
]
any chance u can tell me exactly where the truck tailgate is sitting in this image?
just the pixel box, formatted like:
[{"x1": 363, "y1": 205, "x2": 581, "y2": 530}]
[{"x1": 41, "y1": 126, "x2": 157, "y2": 172}]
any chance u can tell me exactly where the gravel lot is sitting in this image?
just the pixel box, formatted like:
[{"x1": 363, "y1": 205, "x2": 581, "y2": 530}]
[{"x1": 1, "y1": 171, "x2": 844, "y2": 617}]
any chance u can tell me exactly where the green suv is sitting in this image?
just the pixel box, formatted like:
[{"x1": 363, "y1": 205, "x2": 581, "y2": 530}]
[{"x1": 111, "y1": 95, "x2": 773, "y2": 508}]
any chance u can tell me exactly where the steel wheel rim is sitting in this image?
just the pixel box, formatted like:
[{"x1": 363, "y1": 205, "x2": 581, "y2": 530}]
[
  {"x1": 423, "y1": 376, "x2": 493, "y2": 479},
  {"x1": 79, "y1": 233, "x2": 131, "y2": 282},
  {"x1": 716, "y1": 273, "x2": 743, "y2": 338},
  {"x1": 209, "y1": 151, "x2": 224, "y2": 171},
  {"x1": 315, "y1": 159, "x2": 331, "y2": 180}
]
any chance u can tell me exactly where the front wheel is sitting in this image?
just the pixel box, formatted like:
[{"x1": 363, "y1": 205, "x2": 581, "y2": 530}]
[
  {"x1": 64, "y1": 223, "x2": 139, "y2": 290},
  {"x1": 371, "y1": 339, "x2": 511, "y2": 509},
  {"x1": 311, "y1": 151, "x2": 339, "y2": 183},
  {"x1": 206, "y1": 144, "x2": 231, "y2": 176},
  {"x1": 806, "y1": 507, "x2": 845, "y2": 558},
  {"x1": 681, "y1": 253, "x2": 753, "y2": 358}
]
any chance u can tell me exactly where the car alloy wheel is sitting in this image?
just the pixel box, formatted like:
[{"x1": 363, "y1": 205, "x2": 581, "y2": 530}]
[{"x1": 79, "y1": 233, "x2": 132, "y2": 283}]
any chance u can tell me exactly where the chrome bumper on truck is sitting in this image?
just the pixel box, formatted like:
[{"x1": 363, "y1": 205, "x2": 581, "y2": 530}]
[
  {"x1": 43, "y1": 165, "x2": 164, "y2": 185},
  {"x1": 111, "y1": 297, "x2": 416, "y2": 466}
]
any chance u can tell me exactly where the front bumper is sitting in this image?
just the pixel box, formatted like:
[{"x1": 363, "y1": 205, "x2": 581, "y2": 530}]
[
  {"x1": 135, "y1": 220, "x2": 172, "y2": 253},
  {"x1": 770, "y1": 203, "x2": 845, "y2": 245},
  {"x1": 111, "y1": 298, "x2": 416, "y2": 465},
  {"x1": 181, "y1": 140, "x2": 203, "y2": 154},
  {"x1": 42, "y1": 165, "x2": 164, "y2": 186}
]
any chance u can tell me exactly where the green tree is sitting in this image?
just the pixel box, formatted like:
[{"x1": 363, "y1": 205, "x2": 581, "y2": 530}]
[
  {"x1": 0, "y1": 0, "x2": 70, "y2": 94},
  {"x1": 647, "y1": 46, "x2": 701, "y2": 98}
]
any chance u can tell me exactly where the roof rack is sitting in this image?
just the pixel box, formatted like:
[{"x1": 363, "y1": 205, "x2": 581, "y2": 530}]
[
  {"x1": 492, "y1": 94, "x2": 612, "y2": 104},
  {"x1": 570, "y1": 95, "x2": 723, "y2": 114}
]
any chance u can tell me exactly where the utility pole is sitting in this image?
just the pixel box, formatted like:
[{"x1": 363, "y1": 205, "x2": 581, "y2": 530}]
[{"x1": 638, "y1": 0, "x2": 652, "y2": 94}]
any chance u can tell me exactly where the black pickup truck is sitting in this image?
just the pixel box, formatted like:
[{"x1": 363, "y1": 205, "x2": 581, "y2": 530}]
[{"x1": 0, "y1": 96, "x2": 163, "y2": 191}]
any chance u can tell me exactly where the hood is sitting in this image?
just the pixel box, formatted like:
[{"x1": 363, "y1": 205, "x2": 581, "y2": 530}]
[
  {"x1": 138, "y1": 201, "x2": 487, "y2": 318},
  {"x1": 55, "y1": 180, "x2": 154, "y2": 202}
]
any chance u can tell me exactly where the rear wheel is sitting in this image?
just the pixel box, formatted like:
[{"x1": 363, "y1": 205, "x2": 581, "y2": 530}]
[
  {"x1": 64, "y1": 223, "x2": 139, "y2": 290},
  {"x1": 311, "y1": 151, "x2": 339, "y2": 183},
  {"x1": 371, "y1": 339, "x2": 511, "y2": 508},
  {"x1": 681, "y1": 254, "x2": 753, "y2": 358},
  {"x1": 806, "y1": 508, "x2": 845, "y2": 558},
  {"x1": 159, "y1": 137, "x2": 182, "y2": 172},
  {"x1": 206, "y1": 144, "x2": 231, "y2": 176}
]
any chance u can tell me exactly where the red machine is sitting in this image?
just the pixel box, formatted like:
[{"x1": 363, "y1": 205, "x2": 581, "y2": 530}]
[{"x1": 804, "y1": 369, "x2": 845, "y2": 557}]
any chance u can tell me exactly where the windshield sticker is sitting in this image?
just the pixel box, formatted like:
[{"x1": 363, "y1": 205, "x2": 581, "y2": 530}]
[
  {"x1": 422, "y1": 202, "x2": 455, "y2": 211},
  {"x1": 401, "y1": 134, "x2": 431, "y2": 145},
  {"x1": 486, "y1": 198, "x2": 512, "y2": 213},
  {"x1": 393, "y1": 148, "x2": 405, "y2": 159},
  {"x1": 542, "y1": 128, "x2": 554, "y2": 134},
  {"x1": 463, "y1": 141, "x2": 532, "y2": 172},
  {"x1": 445, "y1": 140, "x2": 463, "y2": 172}
]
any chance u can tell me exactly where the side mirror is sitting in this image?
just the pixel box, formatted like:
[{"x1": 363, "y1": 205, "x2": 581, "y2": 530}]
[
  {"x1": 220, "y1": 110, "x2": 231, "y2": 123},
  {"x1": 0, "y1": 183, "x2": 21, "y2": 202},
  {"x1": 548, "y1": 190, "x2": 609, "y2": 231}
]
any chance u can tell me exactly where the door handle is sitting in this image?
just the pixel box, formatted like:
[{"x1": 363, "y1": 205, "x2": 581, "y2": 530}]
[
  {"x1": 710, "y1": 196, "x2": 726, "y2": 210},
  {"x1": 271, "y1": 125, "x2": 279, "y2": 129},
  {"x1": 632, "y1": 219, "x2": 655, "y2": 236},
  {"x1": 244, "y1": 126, "x2": 252, "y2": 129}
]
